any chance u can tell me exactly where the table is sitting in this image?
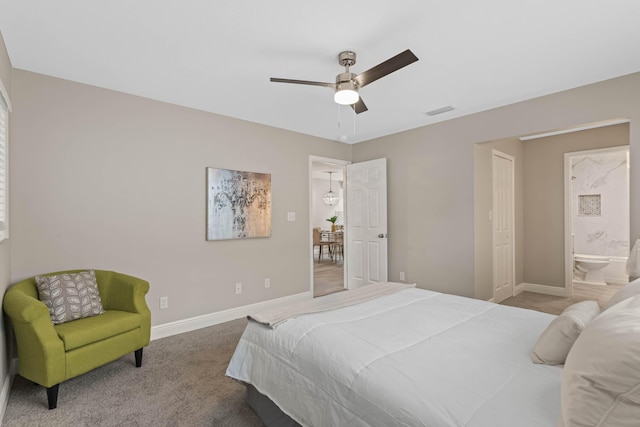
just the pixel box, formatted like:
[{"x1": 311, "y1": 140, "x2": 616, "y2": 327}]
[{"x1": 320, "y1": 230, "x2": 343, "y2": 261}]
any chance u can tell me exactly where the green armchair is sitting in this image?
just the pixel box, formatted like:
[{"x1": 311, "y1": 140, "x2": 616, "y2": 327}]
[{"x1": 3, "y1": 269, "x2": 151, "y2": 409}]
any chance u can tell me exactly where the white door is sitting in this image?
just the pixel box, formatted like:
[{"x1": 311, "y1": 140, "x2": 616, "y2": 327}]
[
  {"x1": 346, "y1": 158, "x2": 388, "y2": 288},
  {"x1": 492, "y1": 150, "x2": 515, "y2": 303}
]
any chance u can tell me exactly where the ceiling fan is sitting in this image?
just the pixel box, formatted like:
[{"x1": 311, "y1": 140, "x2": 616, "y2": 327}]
[{"x1": 270, "y1": 49, "x2": 419, "y2": 114}]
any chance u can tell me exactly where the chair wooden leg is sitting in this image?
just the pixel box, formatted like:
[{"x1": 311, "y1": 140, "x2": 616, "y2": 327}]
[
  {"x1": 47, "y1": 384, "x2": 59, "y2": 410},
  {"x1": 135, "y1": 348, "x2": 143, "y2": 367}
]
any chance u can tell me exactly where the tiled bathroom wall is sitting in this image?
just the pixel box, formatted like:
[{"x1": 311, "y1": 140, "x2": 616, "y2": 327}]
[{"x1": 571, "y1": 148, "x2": 629, "y2": 257}]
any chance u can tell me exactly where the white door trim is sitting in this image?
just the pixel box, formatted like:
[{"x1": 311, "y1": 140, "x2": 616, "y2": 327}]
[{"x1": 492, "y1": 149, "x2": 515, "y2": 302}]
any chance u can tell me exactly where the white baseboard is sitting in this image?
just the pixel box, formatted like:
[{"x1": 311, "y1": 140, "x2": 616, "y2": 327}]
[
  {"x1": 519, "y1": 282, "x2": 568, "y2": 297},
  {"x1": 0, "y1": 358, "x2": 17, "y2": 423},
  {"x1": 494, "y1": 283, "x2": 560, "y2": 300},
  {"x1": 150, "y1": 291, "x2": 312, "y2": 341},
  {"x1": 604, "y1": 276, "x2": 629, "y2": 286}
]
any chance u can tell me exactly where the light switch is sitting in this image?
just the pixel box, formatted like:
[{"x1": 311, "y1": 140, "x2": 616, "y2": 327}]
[{"x1": 287, "y1": 212, "x2": 296, "y2": 221}]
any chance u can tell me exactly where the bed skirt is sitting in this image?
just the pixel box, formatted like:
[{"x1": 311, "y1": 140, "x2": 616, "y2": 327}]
[{"x1": 246, "y1": 384, "x2": 301, "y2": 427}]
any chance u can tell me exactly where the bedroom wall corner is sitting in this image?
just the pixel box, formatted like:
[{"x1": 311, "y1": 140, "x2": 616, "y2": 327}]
[
  {"x1": 352, "y1": 127, "x2": 476, "y2": 297},
  {"x1": 352, "y1": 72, "x2": 640, "y2": 300},
  {"x1": 9, "y1": 70, "x2": 351, "y2": 329},
  {"x1": 0, "y1": 29, "x2": 13, "y2": 422}
]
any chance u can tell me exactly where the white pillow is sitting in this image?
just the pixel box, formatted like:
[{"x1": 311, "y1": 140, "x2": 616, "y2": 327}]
[
  {"x1": 603, "y1": 278, "x2": 640, "y2": 310},
  {"x1": 560, "y1": 294, "x2": 640, "y2": 427},
  {"x1": 530, "y1": 300, "x2": 600, "y2": 365}
]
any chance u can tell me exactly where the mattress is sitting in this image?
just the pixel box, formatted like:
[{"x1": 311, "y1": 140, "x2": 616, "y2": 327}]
[{"x1": 226, "y1": 288, "x2": 562, "y2": 427}]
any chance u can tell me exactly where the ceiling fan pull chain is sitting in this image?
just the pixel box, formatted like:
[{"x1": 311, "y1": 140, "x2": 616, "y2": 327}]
[
  {"x1": 353, "y1": 107, "x2": 356, "y2": 135},
  {"x1": 338, "y1": 104, "x2": 342, "y2": 129}
]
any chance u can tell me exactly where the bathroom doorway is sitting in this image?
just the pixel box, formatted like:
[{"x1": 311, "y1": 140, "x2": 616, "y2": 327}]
[{"x1": 564, "y1": 145, "x2": 630, "y2": 296}]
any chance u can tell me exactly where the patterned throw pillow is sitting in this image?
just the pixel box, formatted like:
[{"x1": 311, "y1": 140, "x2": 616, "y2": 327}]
[{"x1": 35, "y1": 270, "x2": 106, "y2": 325}]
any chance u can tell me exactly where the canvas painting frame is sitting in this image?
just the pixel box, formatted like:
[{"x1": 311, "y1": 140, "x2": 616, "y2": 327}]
[{"x1": 206, "y1": 168, "x2": 271, "y2": 240}]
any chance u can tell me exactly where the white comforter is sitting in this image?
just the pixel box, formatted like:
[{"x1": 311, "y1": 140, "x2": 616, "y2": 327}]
[{"x1": 226, "y1": 288, "x2": 562, "y2": 427}]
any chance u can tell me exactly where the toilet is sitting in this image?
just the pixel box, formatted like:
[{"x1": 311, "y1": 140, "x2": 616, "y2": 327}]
[{"x1": 574, "y1": 254, "x2": 610, "y2": 285}]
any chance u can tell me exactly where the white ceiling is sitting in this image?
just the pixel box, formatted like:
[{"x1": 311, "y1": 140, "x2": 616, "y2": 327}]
[
  {"x1": 1, "y1": 1, "x2": 640, "y2": 144},
  {"x1": 312, "y1": 161, "x2": 345, "y2": 182}
]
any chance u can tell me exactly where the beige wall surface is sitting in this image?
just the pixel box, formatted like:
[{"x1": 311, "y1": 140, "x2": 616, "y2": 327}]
[
  {"x1": 0, "y1": 30, "x2": 11, "y2": 405},
  {"x1": 522, "y1": 123, "x2": 629, "y2": 287},
  {"x1": 353, "y1": 72, "x2": 640, "y2": 298},
  {"x1": 10, "y1": 70, "x2": 351, "y2": 326}
]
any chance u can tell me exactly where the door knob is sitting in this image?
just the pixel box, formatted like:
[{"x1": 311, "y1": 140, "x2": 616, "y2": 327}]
[{"x1": 378, "y1": 233, "x2": 388, "y2": 238}]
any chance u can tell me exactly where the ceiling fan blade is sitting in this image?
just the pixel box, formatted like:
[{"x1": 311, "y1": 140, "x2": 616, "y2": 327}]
[
  {"x1": 270, "y1": 77, "x2": 334, "y2": 88},
  {"x1": 353, "y1": 49, "x2": 419, "y2": 88},
  {"x1": 351, "y1": 97, "x2": 368, "y2": 114}
]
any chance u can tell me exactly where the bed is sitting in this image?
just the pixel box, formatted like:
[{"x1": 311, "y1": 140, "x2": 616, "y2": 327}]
[{"x1": 226, "y1": 283, "x2": 564, "y2": 426}]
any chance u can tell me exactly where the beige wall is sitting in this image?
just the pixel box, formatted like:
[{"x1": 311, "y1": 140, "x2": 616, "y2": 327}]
[
  {"x1": 522, "y1": 123, "x2": 629, "y2": 287},
  {"x1": 0, "y1": 31, "x2": 11, "y2": 405},
  {"x1": 473, "y1": 124, "x2": 629, "y2": 301},
  {"x1": 353, "y1": 72, "x2": 640, "y2": 298},
  {"x1": 10, "y1": 70, "x2": 351, "y2": 326},
  {"x1": 474, "y1": 137, "x2": 524, "y2": 301},
  {"x1": 350, "y1": 126, "x2": 477, "y2": 296}
]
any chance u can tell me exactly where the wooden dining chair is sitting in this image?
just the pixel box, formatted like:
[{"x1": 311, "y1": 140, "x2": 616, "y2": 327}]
[
  {"x1": 333, "y1": 232, "x2": 344, "y2": 260},
  {"x1": 313, "y1": 228, "x2": 332, "y2": 262}
]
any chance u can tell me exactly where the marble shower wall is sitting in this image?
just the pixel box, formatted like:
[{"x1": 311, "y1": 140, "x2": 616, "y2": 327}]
[{"x1": 571, "y1": 148, "x2": 629, "y2": 257}]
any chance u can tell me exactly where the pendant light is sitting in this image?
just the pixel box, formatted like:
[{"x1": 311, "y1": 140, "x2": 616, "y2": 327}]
[{"x1": 322, "y1": 172, "x2": 339, "y2": 206}]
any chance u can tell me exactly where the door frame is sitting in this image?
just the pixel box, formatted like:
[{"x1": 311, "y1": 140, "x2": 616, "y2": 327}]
[
  {"x1": 309, "y1": 155, "x2": 351, "y2": 295},
  {"x1": 492, "y1": 149, "x2": 516, "y2": 302}
]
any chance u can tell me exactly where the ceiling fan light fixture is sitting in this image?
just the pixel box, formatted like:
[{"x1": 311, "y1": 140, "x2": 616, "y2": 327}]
[
  {"x1": 334, "y1": 73, "x2": 359, "y2": 105},
  {"x1": 270, "y1": 49, "x2": 418, "y2": 113},
  {"x1": 334, "y1": 88, "x2": 359, "y2": 105}
]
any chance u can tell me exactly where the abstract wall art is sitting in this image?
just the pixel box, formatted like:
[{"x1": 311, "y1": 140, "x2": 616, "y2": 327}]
[{"x1": 207, "y1": 168, "x2": 271, "y2": 240}]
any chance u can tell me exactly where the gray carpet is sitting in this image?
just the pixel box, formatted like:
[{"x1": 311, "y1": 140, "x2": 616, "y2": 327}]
[{"x1": 2, "y1": 318, "x2": 264, "y2": 426}]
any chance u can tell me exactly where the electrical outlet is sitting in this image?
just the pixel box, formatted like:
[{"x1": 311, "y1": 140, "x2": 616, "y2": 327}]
[
  {"x1": 264, "y1": 278, "x2": 271, "y2": 288},
  {"x1": 287, "y1": 212, "x2": 296, "y2": 221},
  {"x1": 160, "y1": 296, "x2": 168, "y2": 309},
  {"x1": 399, "y1": 272, "x2": 405, "y2": 282},
  {"x1": 235, "y1": 282, "x2": 242, "y2": 294}
]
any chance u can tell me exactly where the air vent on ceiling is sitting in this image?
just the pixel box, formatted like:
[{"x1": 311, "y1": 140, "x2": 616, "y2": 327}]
[{"x1": 425, "y1": 106, "x2": 455, "y2": 116}]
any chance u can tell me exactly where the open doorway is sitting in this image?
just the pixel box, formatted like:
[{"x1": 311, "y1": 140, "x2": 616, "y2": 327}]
[
  {"x1": 310, "y1": 157, "x2": 349, "y2": 297},
  {"x1": 564, "y1": 146, "x2": 630, "y2": 296},
  {"x1": 474, "y1": 119, "x2": 630, "y2": 306}
]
